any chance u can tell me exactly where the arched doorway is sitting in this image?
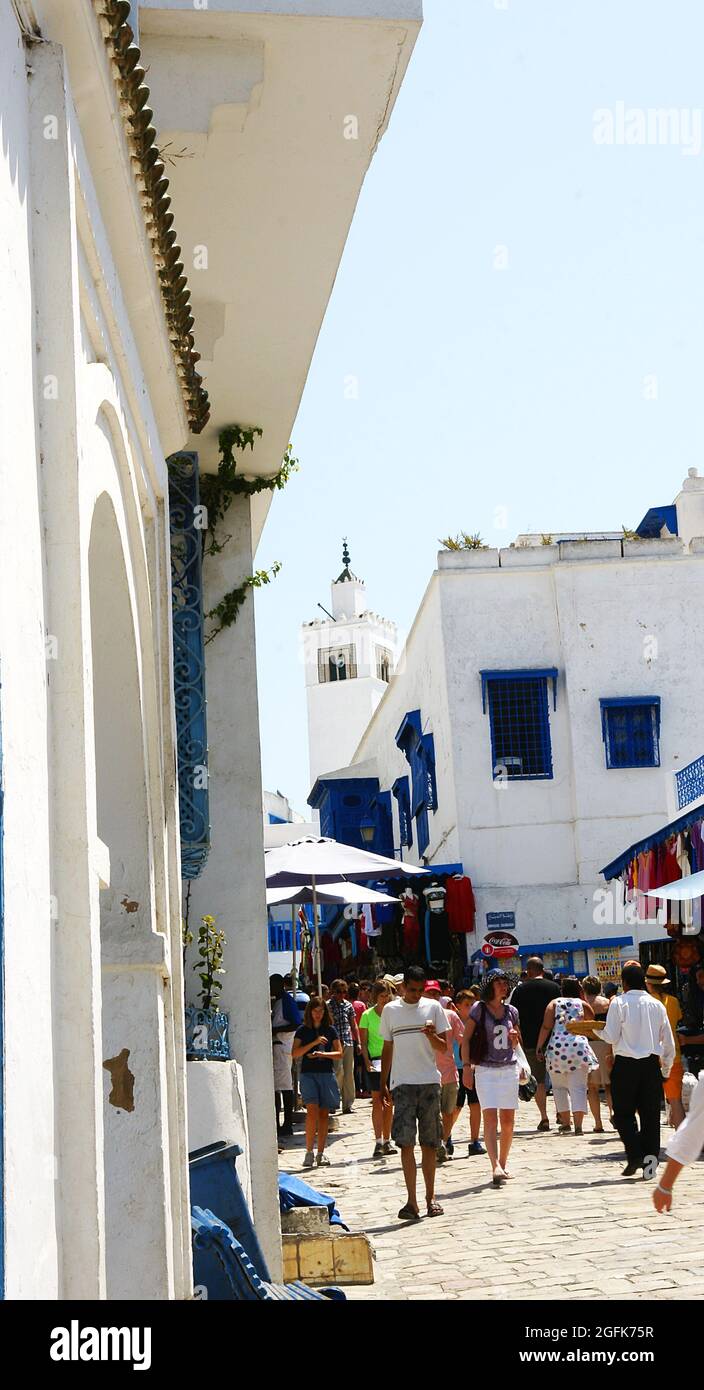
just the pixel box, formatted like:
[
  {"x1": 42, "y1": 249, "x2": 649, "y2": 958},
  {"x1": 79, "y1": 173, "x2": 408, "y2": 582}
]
[{"x1": 88, "y1": 491, "x2": 173, "y2": 1298}]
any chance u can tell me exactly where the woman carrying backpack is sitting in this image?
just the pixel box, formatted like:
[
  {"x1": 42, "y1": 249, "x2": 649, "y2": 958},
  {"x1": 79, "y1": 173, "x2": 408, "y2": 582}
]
[{"x1": 461, "y1": 970, "x2": 522, "y2": 1186}]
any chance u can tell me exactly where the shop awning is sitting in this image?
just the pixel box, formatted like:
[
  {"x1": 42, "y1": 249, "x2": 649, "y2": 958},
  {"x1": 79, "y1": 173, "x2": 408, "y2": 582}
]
[
  {"x1": 470, "y1": 936, "x2": 633, "y2": 962},
  {"x1": 517, "y1": 937, "x2": 634, "y2": 955},
  {"x1": 600, "y1": 804, "x2": 704, "y2": 881}
]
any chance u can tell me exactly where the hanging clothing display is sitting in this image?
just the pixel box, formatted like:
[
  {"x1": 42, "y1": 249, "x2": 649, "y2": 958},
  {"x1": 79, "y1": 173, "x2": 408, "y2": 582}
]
[
  {"x1": 445, "y1": 873, "x2": 476, "y2": 933},
  {"x1": 425, "y1": 906, "x2": 451, "y2": 965},
  {"x1": 448, "y1": 931, "x2": 467, "y2": 987},
  {"x1": 401, "y1": 887, "x2": 420, "y2": 955},
  {"x1": 423, "y1": 881, "x2": 447, "y2": 914},
  {"x1": 362, "y1": 904, "x2": 381, "y2": 938}
]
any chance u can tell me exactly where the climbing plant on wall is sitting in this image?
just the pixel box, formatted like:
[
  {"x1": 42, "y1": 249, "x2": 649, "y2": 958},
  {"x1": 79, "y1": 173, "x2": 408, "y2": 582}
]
[{"x1": 200, "y1": 425, "x2": 298, "y2": 643}]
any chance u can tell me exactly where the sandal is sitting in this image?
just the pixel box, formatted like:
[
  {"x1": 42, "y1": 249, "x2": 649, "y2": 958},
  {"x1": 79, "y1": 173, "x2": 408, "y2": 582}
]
[
  {"x1": 536, "y1": 1119, "x2": 550, "y2": 1132},
  {"x1": 426, "y1": 1200, "x2": 444, "y2": 1217},
  {"x1": 593, "y1": 1125, "x2": 605, "y2": 1134},
  {"x1": 397, "y1": 1203, "x2": 421, "y2": 1221}
]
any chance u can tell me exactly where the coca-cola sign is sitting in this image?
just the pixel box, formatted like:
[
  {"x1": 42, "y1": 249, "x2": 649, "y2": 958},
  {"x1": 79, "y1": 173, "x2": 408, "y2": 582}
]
[{"x1": 483, "y1": 931, "x2": 519, "y2": 959}]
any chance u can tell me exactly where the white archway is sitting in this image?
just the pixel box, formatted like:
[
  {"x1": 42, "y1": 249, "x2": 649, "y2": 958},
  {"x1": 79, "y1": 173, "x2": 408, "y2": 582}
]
[{"x1": 88, "y1": 489, "x2": 174, "y2": 1299}]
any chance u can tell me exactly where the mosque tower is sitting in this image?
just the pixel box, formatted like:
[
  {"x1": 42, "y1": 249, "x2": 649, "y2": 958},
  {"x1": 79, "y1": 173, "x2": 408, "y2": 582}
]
[{"x1": 302, "y1": 540, "x2": 398, "y2": 792}]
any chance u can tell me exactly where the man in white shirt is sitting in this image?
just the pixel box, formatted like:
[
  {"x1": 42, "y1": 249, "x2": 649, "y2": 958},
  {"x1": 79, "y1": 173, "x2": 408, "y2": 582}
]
[
  {"x1": 380, "y1": 964, "x2": 449, "y2": 1221},
  {"x1": 601, "y1": 961, "x2": 675, "y2": 1179},
  {"x1": 653, "y1": 1070, "x2": 704, "y2": 1212}
]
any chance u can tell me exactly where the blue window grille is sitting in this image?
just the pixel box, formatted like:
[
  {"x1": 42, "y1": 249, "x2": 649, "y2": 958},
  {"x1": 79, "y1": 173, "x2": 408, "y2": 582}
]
[
  {"x1": 421, "y1": 733, "x2": 438, "y2": 810},
  {"x1": 481, "y1": 671, "x2": 556, "y2": 780},
  {"x1": 600, "y1": 697, "x2": 660, "y2": 770},
  {"x1": 392, "y1": 776, "x2": 413, "y2": 848},
  {"x1": 168, "y1": 452, "x2": 210, "y2": 878},
  {"x1": 675, "y1": 753, "x2": 704, "y2": 810}
]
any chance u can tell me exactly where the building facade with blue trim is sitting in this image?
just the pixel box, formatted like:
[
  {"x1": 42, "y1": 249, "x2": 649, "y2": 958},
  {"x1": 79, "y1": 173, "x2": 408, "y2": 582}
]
[{"x1": 306, "y1": 477, "x2": 704, "y2": 976}]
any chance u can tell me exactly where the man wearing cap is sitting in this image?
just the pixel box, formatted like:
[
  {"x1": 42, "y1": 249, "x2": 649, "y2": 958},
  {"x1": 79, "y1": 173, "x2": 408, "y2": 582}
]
[
  {"x1": 601, "y1": 961, "x2": 676, "y2": 1178},
  {"x1": 645, "y1": 964, "x2": 685, "y2": 1130}
]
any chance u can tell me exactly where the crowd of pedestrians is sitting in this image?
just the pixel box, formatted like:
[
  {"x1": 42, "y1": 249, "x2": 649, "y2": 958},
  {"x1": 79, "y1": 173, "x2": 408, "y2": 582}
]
[{"x1": 272, "y1": 953, "x2": 704, "y2": 1220}]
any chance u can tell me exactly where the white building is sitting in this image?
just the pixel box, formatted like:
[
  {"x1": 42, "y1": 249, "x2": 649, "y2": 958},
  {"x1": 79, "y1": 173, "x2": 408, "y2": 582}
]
[
  {"x1": 303, "y1": 542, "x2": 399, "y2": 789},
  {"x1": 0, "y1": 0, "x2": 420, "y2": 1297},
  {"x1": 310, "y1": 475, "x2": 704, "y2": 979}
]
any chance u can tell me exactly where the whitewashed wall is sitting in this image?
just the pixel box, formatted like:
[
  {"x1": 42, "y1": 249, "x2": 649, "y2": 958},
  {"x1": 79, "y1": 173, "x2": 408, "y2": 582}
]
[
  {"x1": 353, "y1": 579, "x2": 461, "y2": 865},
  {"x1": 442, "y1": 540, "x2": 704, "y2": 948},
  {"x1": 345, "y1": 537, "x2": 704, "y2": 960},
  {"x1": 0, "y1": 21, "x2": 190, "y2": 1299},
  {"x1": 188, "y1": 494, "x2": 283, "y2": 1281},
  {"x1": 0, "y1": 8, "x2": 59, "y2": 1299}
]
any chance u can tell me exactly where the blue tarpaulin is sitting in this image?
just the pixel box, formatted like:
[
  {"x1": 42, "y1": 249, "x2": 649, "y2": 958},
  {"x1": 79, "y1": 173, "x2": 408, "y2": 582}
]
[{"x1": 278, "y1": 1172, "x2": 348, "y2": 1229}]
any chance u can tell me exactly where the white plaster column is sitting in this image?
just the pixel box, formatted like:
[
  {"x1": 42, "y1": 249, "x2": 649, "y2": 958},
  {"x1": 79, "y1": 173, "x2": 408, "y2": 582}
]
[
  {"x1": 0, "y1": 11, "x2": 60, "y2": 1298},
  {"x1": 28, "y1": 40, "x2": 105, "y2": 1298},
  {"x1": 189, "y1": 493, "x2": 282, "y2": 1279}
]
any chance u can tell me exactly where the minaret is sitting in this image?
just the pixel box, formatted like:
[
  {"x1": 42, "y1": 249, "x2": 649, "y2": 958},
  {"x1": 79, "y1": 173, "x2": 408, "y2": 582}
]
[{"x1": 302, "y1": 541, "x2": 398, "y2": 792}]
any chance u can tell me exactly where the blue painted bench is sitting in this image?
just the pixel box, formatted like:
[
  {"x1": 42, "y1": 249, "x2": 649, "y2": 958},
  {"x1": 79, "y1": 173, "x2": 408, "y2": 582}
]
[{"x1": 191, "y1": 1206, "x2": 346, "y2": 1302}]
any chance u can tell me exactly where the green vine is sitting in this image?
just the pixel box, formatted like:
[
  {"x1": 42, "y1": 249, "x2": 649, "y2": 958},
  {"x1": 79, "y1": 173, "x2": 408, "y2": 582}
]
[
  {"x1": 205, "y1": 564, "x2": 282, "y2": 644},
  {"x1": 200, "y1": 426, "x2": 297, "y2": 642},
  {"x1": 200, "y1": 426, "x2": 298, "y2": 556}
]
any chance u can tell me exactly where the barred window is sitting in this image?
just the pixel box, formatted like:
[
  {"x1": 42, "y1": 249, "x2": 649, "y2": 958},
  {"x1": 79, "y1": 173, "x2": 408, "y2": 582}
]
[
  {"x1": 376, "y1": 646, "x2": 392, "y2": 683},
  {"x1": 485, "y1": 675, "x2": 553, "y2": 780},
  {"x1": 318, "y1": 644, "x2": 357, "y2": 683}
]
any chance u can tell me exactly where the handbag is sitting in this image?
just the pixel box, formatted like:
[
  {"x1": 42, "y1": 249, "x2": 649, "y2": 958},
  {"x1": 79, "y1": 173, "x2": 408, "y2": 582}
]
[
  {"x1": 468, "y1": 1002, "x2": 489, "y2": 1064},
  {"x1": 515, "y1": 1042, "x2": 538, "y2": 1101}
]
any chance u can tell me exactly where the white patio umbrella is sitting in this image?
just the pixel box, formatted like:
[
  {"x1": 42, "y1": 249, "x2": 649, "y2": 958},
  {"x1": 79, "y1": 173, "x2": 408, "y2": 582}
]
[
  {"x1": 264, "y1": 836, "x2": 427, "y2": 991},
  {"x1": 641, "y1": 871, "x2": 704, "y2": 900},
  {"x1": 266, "y1": 881, "x2": 399, "y2": 908}
]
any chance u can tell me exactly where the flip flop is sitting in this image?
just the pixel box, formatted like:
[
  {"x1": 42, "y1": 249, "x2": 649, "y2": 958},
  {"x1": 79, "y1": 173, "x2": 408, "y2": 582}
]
[
  {"x1": 426, "y1": 1200, "x2": 444, "y2": 1217},
  {"x1": 397, "y1": 1203, "x2": 421, "y2": 1221}
]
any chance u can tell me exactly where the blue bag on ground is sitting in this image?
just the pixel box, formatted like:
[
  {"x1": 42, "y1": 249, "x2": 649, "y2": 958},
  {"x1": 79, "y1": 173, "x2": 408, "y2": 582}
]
[{"x1": 278, "y1": 1172, "x2": 348, "y2": 1229}]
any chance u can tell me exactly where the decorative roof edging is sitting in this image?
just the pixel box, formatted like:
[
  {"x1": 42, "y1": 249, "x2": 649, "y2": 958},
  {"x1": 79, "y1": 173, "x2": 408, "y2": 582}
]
[{"x1": 93, "y1": 0, "x2": 209, "y2": 434}]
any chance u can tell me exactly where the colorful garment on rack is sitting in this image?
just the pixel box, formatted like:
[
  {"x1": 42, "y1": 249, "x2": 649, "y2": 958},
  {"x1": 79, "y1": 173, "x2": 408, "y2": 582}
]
[
  {"x1": 445, "y1": 874, "x2": 476, "y2": 933},
  {"x1": 401, "y1": 888, "x2": 420, "y2": 955}
]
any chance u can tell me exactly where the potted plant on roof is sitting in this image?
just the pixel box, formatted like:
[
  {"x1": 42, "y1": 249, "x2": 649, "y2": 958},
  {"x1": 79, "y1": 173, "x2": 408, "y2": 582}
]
[{"x1": 185, "y1": 914, "x2": 230, "y2": 1060}]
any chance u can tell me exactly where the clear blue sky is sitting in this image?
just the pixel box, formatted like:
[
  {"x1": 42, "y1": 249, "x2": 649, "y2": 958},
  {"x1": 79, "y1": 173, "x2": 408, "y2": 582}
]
[{"x1": 255, "y1": 0, "x2": 704, "y2": 813}]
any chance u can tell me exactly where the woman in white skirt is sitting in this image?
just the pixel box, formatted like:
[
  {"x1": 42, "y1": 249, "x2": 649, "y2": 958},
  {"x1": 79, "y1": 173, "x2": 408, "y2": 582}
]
[{"x1": 461, "y1": 970, "x2": 522, "y2": 1186}]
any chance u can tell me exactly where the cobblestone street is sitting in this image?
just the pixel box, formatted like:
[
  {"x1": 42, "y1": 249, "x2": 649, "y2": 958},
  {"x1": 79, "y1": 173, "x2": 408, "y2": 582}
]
[{"x1": 278, "y1": 1098, "x2": 704, "y2": 1301}]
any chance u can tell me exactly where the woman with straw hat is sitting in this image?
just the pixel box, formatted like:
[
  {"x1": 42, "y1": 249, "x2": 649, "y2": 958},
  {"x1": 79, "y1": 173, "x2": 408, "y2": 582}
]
[{"x1": 645, "y1": 964, "x2": 685, "y2": 1129}]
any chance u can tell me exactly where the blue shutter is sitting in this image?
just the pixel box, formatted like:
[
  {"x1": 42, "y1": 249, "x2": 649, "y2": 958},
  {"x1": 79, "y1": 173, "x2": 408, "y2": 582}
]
[{"x1": 600, "y1": 698, "x2": 660, "y2": 769}]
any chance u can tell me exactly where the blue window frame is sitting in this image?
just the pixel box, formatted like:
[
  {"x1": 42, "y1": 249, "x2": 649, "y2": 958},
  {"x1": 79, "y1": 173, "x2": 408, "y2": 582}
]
[
  {"x1": 600, "y1": 697, "x2": 661, "y2": 769},
  {"x1": 480, "y1": 670, "x2": 556, "y2": 781},
  {"x1": 392, "y1": 776, "x2": 413, "y2": 848}
]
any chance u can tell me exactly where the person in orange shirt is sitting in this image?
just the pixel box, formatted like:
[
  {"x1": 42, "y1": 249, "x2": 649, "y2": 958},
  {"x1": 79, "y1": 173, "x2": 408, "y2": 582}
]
[{"x1": 646, "y1": 964, "x2": 684, "y2": 1129}]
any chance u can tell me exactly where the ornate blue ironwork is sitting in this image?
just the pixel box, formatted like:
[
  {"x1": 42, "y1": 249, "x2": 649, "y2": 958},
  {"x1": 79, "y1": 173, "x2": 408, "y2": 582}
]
[
  {"x1": 185, "y1": 1006, "x2": 230, "y2": 1061},
  {"x1": 168, "y1": 452, "x2": 210, "y2": 878},
  {"x1": 676, "y1": 754, "x2": 704, "y2": 810}
]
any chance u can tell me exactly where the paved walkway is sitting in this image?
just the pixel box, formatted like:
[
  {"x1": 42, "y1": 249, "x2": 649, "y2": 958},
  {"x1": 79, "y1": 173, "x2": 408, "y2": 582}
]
[{"x1": 278, "y1": 1098, "x2": 704, "y2": 1300}]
